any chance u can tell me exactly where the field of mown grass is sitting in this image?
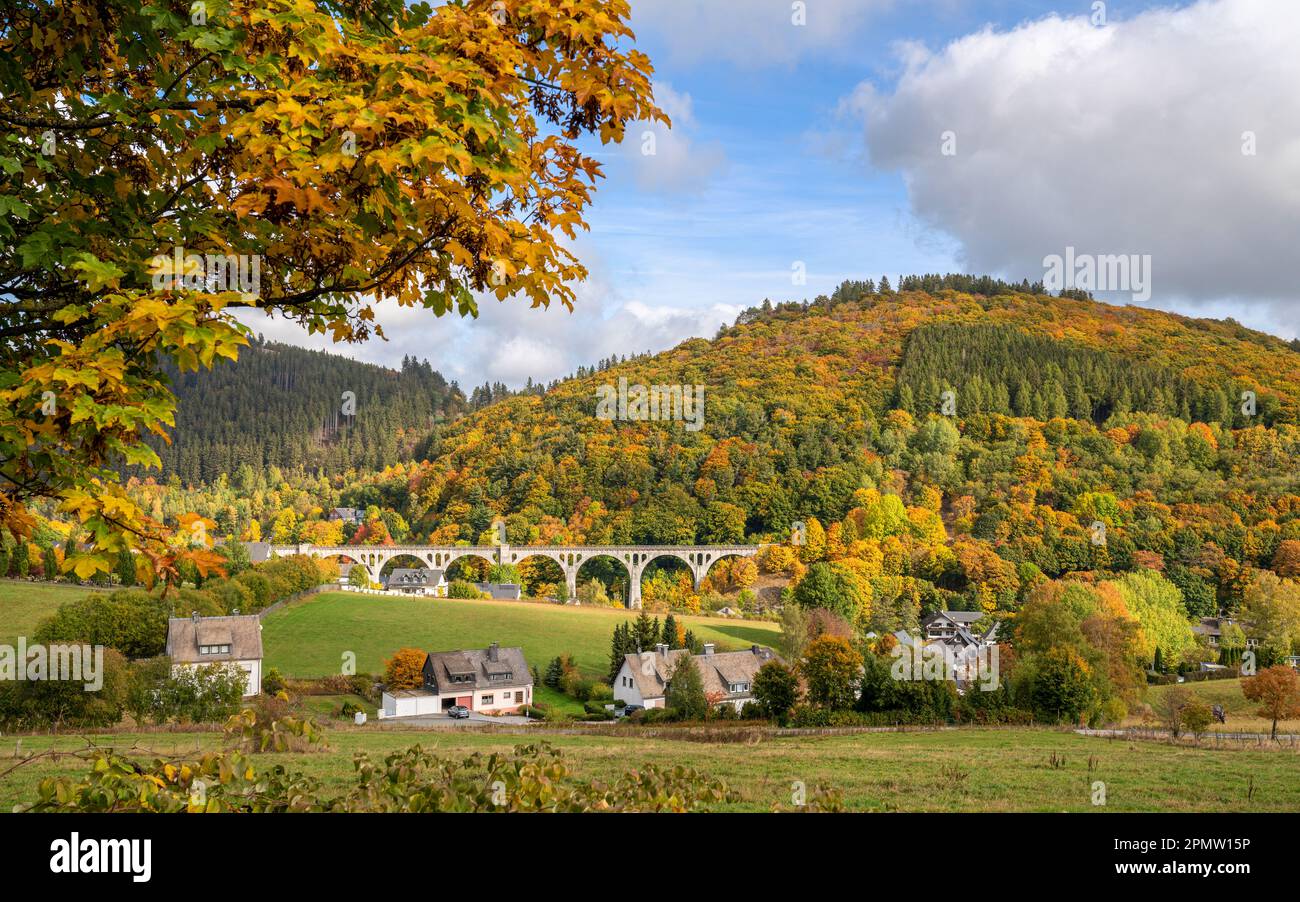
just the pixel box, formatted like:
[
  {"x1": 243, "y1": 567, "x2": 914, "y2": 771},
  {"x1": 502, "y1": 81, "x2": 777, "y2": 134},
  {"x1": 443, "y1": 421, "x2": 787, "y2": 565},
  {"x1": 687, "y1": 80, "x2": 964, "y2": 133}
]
[
  {"x1": 260, "y1": 591, "x2": 782, "y2": 680},
  {"x1": 0, "y1": 579, "x2": 96, "y2": 647},
  {"x1": 1, "y1": 725, "x2": 1297, "y2": 812}
]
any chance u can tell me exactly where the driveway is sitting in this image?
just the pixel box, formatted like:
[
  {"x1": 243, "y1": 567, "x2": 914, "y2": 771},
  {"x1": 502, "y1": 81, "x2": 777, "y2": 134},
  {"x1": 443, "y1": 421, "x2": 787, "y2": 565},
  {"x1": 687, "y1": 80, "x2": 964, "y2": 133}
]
[{"x1": 381, "y1": 711, "x2": 534, "y2": 728}]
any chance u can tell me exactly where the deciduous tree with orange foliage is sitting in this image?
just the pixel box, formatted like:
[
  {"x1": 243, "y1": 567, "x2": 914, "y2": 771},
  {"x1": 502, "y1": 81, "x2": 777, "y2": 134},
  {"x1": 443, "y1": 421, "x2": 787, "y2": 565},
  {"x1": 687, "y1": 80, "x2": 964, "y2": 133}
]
[
  {"x1": 1273, "y1": 540, "x2": 1300, "y2": 578},
  {"x1": 384, "y1": 647, "x2": 430, "y2": 691},
  {"x1": 799, "y1": 635, "x2": 863, "y2": 710},
  {"x1": 1241, "y1": 665, "x2": 1300, "y2": 739}
]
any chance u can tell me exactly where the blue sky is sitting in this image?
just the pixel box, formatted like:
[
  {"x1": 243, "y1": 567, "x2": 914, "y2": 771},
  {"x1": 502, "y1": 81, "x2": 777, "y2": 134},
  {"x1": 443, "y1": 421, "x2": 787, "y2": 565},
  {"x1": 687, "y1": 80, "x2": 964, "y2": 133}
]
[{"x1": 248, "y1": 0, "x2": 1299, "y2": 388}]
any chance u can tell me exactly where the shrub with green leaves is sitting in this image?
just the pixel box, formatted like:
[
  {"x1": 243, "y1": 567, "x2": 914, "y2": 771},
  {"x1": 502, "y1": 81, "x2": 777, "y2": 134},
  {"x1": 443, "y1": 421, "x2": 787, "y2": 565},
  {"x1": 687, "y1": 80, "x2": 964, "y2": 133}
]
[{"x1": 446, "y1": 580, "x2": 486, "y2": 599}]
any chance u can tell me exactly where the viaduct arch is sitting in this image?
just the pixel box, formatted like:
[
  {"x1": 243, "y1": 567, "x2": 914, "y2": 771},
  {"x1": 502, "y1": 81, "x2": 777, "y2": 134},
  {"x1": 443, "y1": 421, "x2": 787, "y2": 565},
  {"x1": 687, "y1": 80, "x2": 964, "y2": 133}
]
[{"x1": 269, "y1": 543, "x2": 760, "y2": 608}]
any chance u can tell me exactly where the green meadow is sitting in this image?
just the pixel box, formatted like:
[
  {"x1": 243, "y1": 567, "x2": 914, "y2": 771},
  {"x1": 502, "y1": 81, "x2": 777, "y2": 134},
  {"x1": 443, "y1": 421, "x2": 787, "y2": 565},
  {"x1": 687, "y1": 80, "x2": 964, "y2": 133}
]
[
  {"x1": 0, "y1": 579, "x2": 97, "y2": 648},
  {"x1": 2, "y1": 724, "x2": 1297, "y2": 812},
  {"x1": 260, "y1": 590, "x2": 782, "y2": 679}
]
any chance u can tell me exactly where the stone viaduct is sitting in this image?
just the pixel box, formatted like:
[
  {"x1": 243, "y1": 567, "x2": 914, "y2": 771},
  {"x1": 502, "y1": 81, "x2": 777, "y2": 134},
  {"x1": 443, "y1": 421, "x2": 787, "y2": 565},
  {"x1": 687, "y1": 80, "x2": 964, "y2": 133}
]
[{"x1": 269, "y1": 543, "x2": 760, "y2": 609}]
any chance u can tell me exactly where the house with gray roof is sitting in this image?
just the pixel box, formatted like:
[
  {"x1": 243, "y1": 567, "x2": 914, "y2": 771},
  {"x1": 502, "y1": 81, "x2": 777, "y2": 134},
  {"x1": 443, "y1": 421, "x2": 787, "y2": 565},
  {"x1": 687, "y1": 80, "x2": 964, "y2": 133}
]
[
  {"x1": 909, "y1": 611, "x2": 1003, "y2": 689},
  {"x1": 1192, "y1": 616, "x2": 1257, "y2": 650},
  {"x1": 922, "y1": 610, "x2": 987, "y2": 643},
  {"x1": 166, "y1": 613, "x2": 263, "y2": 697},
  {"x1": 612, "y1": 642, "x2": 778, "y2": 712},
  {"x1": 473, "y1": 582, "x2": 522, "y2": 600},
  {"x1": 379, "y1": 642, "x2": 532, "y2": 718},
  {"x1": 382, "y1": 567, "x2": 447, "y2": 597}
]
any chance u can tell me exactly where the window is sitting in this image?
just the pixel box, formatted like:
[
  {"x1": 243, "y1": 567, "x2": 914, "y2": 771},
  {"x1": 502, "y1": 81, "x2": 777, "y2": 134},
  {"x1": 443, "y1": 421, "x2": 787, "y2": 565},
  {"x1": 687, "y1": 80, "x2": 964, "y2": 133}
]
[{"x1": 481, "y1": 694, "x2": 494, "y2": 705}]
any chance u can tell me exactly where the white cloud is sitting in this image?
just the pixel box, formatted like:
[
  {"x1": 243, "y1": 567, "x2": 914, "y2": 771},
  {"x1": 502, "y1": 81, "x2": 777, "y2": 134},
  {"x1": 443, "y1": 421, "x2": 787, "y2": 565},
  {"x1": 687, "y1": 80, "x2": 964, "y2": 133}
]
[
  {"x1": 237, "y1": 244, "x2": 741, "y2": 389},
  {"x1": 621, "y1": 82, "x2": 726, "y2": 193},
  {"x1": 630, "y1": 0, "x2": 895, "y2": 67},
  {"x1": 847, "y1": 0, "x2": 1300, "y2": 336}
]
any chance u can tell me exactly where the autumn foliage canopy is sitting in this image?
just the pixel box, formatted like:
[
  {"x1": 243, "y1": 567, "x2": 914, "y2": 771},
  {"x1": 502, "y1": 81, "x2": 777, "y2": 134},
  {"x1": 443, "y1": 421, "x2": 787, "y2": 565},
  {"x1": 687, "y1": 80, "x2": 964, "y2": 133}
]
[{"x1": 0, "y1": 0, "x2": 663, "y2": 586}]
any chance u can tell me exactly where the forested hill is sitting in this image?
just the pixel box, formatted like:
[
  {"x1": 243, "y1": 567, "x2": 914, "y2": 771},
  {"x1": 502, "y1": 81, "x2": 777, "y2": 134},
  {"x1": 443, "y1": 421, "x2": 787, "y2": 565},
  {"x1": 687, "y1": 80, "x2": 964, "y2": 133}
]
[
  {"x1": 134, "y1": 339, "x2": 468, "y2": 484},
  {"x1": 356, "y1": 282, "x2": 1300, "y2": 551}
]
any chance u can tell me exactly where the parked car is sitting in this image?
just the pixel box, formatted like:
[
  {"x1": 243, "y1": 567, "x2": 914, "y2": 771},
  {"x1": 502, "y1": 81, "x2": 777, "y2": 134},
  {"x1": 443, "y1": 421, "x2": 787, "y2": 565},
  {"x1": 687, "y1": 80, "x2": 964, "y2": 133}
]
[
  {"x1": 447, "y1": 705, "x2": 471, "y2": 719},
  {"x1": 622, "y1": 704, "x2": 644, "y2": 716}
]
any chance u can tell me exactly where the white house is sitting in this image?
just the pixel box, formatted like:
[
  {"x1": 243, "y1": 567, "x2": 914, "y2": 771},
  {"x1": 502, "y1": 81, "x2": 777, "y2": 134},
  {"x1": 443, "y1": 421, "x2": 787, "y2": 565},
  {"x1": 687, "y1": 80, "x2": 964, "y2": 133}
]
[
  {"x1": 382, "y1": 567, "x2": 447, "y2": 597},
  {"x1": 165, "y1": 613, "x2": 263, "y2": 697},
  {"x1": 380, "y1": 642, "x2": 532, "y2": 718},
  {"x1": 921, "y1": 610, "x2": 987, "y2": 643},
  {"x1": 612, "y1": 642, "x2": 777, "y2": 712}
]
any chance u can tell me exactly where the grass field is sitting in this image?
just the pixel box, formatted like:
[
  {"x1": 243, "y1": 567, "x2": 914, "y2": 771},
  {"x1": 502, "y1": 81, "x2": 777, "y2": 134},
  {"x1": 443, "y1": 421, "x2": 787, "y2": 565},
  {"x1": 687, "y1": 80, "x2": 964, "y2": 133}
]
[
  {"x1": 261, "y1": 591, "x2": 782, "y2": 679},
  {"x1": 0, "y1": 579, "x2": 95, "y2": 647},
  {"x1": 1, "y1": 724, "x2": 1297, "y2": 812},
  {"x1": 1138, "y1": 678, "x2": 1300, "y2": 734}
]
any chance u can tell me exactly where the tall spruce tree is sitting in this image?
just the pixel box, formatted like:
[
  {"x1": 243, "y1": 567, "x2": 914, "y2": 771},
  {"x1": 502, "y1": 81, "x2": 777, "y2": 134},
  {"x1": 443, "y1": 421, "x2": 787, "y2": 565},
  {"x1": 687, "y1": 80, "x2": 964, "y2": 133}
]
[
  {"x1": 115, "y1": 549, "x2": 136, "y2": 586},
  {"x1": 662, "y1": 613, "x2": 679, "y2": 648}
]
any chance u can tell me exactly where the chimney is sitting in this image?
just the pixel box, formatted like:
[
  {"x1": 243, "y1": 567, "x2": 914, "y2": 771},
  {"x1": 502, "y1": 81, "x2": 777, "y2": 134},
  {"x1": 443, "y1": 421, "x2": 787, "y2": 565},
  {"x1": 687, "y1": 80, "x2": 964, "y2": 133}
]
[
  {"x1": 702, "y1": 643, "x2": 715, "y2": 655},
  {"x1": 190, "y1": 611, "x2": 201, "y2": 624},
  {"x1": 655, "y1": 643, "x2": 668, "y2": 656},
  {"x1": 487, "y1": 641, "x2": 499, "y2": 662}
]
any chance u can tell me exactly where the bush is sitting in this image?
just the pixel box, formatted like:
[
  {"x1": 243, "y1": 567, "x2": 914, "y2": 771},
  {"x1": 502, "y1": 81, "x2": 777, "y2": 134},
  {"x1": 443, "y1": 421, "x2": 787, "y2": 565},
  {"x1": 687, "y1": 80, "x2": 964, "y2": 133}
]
[
  {"x1": 234, "y1": 571, "x2": 273, "y2": 610},
  {"x1": 209, "y1": 578, "x2": 255, "y2": 614},
  {"x1": 582, "y1": 701, "x2": 613, "y2": 718},
  {"x1": 634, "y1": 707, "x2": 675, "y2": 724},
  {"x1": 177, "y1": 587, "x2": 224, "y2": 618},
  {"x1": 562, "y1": 671, "x2": 592, "y2": 701},
  {"x1": 788, "y1": 706, "x2": 934, "y2": 728},
  {"x1": 1099, "y1": 696, "x2": 1129, "y2": 727},
  {"x1": 1180, "y1": 667, "x2": 1241, "y2": 683},
  {"x1": 225, "y1": 699, "x2": 327, "y2": 753},
  {"x1": 262, "y1": 667, "x2": 287, "y2": 697},
  {"x1": 447, "y1": 580, "x2": 485, "y2": 599},
  {"x1": 127, "y1": 659, "x2": 248, "y2": 725},
  {"x1": 1181, "y1": 701, "x2": 1214, "y2": 734},
  {"x1": 0, "y1": 648, "x2": 130, "y2": 730},
  {"x1": 350, "y1": 673, "x2": 379, "y2": 702},
  {"x1": 952, "y1": 704, "x2": 1035, "y2": 726}
]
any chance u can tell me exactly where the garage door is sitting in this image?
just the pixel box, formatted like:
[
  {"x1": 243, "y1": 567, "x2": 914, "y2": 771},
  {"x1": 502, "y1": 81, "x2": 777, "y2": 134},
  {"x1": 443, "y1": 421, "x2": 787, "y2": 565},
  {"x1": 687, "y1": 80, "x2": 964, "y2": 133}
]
[{"x1": 456, "y1": 695, "x2": 472, "y2": 709}]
